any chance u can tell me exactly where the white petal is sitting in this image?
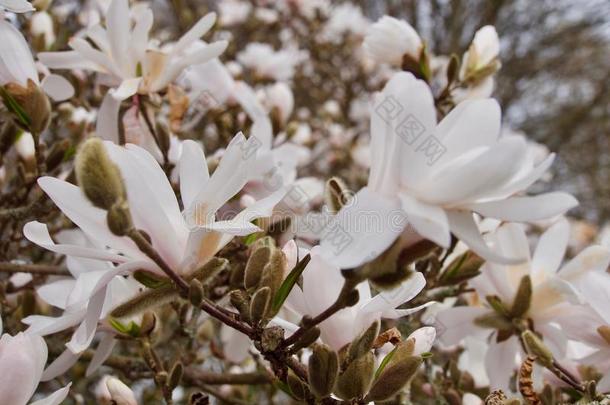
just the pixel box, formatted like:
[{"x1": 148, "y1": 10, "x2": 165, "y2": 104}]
[
  {"x1": 112, "y1": 77, "x2": 141, "y2": 100},
  {"x1": 319, "y1": 187, "x2": 406, "y2": 269},
  {"x1": 130, "y1": 9, "x2": 153, "y2": 64},
  {"x1": 558, "y1": 245, "x2": 610, "y2": 283},
  {"x1": 23, "y1": 221, "x2": 128, "y2": 263},
  {"x1": 106, "y1": 0, "x2": 131, "y2": 75},
  {"x1": 485, "y1": 335, "x2": 519, "y2": 392},
  {"x1": 66, "y1": 286, "x2": 107, "y2": 353},
  {"x1": 435, "y1": 306, "x2": 489, "y2": 346},
  {"x1": 179, "y1": 140, "x2": 209, "y2": 208},
  {"x1": 38, "y1": 51, "x2": 101, "y2": 71},
  {"x1": 466, "y1": 192, "x2": 578, "y2": 222},
  {"x1": 30, "y1": 383, "x2": 72, "y2": 405},
  {"x1": 381, "y1": 301, "x2": 436, "y2": 319},
  {"x1": 172, "y1": 12, "x2": 217, "y2": 55},
  {"x1": 41, "y1": 348, "x2": 79, "y2": 381},
  {"x1": 407, "y1": 326, "x2": 436, "y2": 355},
  {"x1": 360, "y1": 272, "x2": 426, "y2": 313},
  {"x1": 69, "y1": 38, "x2": 121, "y2": 77},
  {"x1": 86, "y1": 334, "x2": 117, "y2": 376},
  {"x1": 23, "y1": 311, "x2": 86, "y2": 336},
  {"x1": 532, "y1": 218, "x2": 569, "y2": 276},
  {"x1": 36, "y1": 279, "x2": 74, "y2": 309},
  {"x1": 0, "y1": 0, "x2": 35, "y2": 13},
  {"x1": 399, "y1": 193, "x2": 450, "y2": 247},
  {"x1": 0, "y1": 20, "x2": 38, "y2": 86},
  {"x1": 41, "y1": 74, "x2": 74, "y2": 101},
  {"x1": 447, "y1": 211, "x2": 526, "y2": 265},
  {"x1": 96, "y1": 92, "x2": 122, "y2": 142}
]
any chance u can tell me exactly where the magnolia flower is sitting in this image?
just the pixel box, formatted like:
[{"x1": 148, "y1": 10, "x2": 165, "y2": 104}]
[
  {"x1": 455, "y1": 25, "x2": 500, "y2": 100},
  {"x1": 0, "y1": 19, "x2": 73, "y2": 101},
  {"x1": 321, "y1": 72, "x2": 577, "y2": 268},
  {"x1": 237, "y1": 43, "x2": 305, "y2": 81},
  {"x1": 38, "y1": 0, "x2": 227, "y2": 142},
  {"x1": 22, "y1": 134, "x2": 285, "y2": 374},
  {"x1": 0, "y1": 323, "x2": 70, "y2": 405},
  {"x1": 322, "y1": 3, "x2": 369, "y2": 43},
  {"x1": 0, "y1": 0, "x2": 34, "y2": 13},
  {"x1": 106, "y1": 377, "x2": 138, "y2": 405},
  {"x1": 218, "y1": 0, "x2": 251, "y2": 26},
  {"x1": 23, "y1": 231, "x2": 142, "y2": 379},
  {"x1": 264, "y1": 81, "x2": 294, "y2": 124},
  {"x1": 274, "y1": 242, "x2": 434, "y2": 351},
  {"x1": 436, "y1": 220, "x2": 610, "y2": 391},
  {"x1": 363, "y1": 16, "x2": 422, "y2": 66}
]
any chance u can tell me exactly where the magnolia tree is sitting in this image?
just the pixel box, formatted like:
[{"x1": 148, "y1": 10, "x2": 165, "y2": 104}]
[{"x1": 0, "y1": 0, "x2": 608, "y2": 404}]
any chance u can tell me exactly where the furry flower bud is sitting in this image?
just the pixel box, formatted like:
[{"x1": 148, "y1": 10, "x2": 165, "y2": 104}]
[
  {"x1": 334, "y1": 352, "x2": 375, "y2": 400},
  {"x1": 308, "y1": 343, "x2": 339, "y2": 398},
  {"x1": 2, "y1": 79, "x2": 51, "y2": 134},
  {"x1": 75, "y1": 138, "x2": 126, "y2": 210},
  {"x1": 521, "y1": 330, "x2": 554, "y2": 368}
]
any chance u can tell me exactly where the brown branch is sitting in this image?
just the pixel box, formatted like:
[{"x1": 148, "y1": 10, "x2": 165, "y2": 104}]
[
  {"x1": 183, "y1": 368, "x2": 271, "y2": 385},
  {"x1": 0, "y1": 262, "x2": 70, "y2": 276}
]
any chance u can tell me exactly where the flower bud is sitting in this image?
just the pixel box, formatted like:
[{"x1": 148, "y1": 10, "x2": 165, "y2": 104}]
[
  {"x1": 363, "y1": 16, "x2": 422, "y2": 67},
  {"x1": 13, "y1": 131, "x2": 35, "y2": 164},
  {"x1": 107, "y1": 201, "x2": 134, "y2": 236},
  {"x1": 308, "y1": 343, "x2": 339, "y2": 398},
  {"x1": 30, "y1": 11, "x2": 56, "y2": 49},
  {"x1": 348, "y1": 320, "x2": 380, "y2": 361},
  {"x1": 244, "y1": 244, "x2": 272, "y2": 291},
  {"x1": 334, "y1": 352, "x2": 375, "y2": 400},
  {"x1": 265, "y1": 82, "x2": 294, "y2": 125},
  {"x1": 229, "y1": 289, "x2": 251, "y2": 323},
  {"x1": 461, "y1": 25, "x2": 500, "y2": 82},
  {"x1": 168, "y1": 362, "x2": 184, "y2": 390},
  {"x1": 140, "y1": 312, "x2": 157, "y2": 336},
  {"x1": 291, "y1": 326, "x2": 321, "y2": 352},
  {"x1": 521, "y1": 330, "x2": 553, "y2": 368},
  {"x1": 287, "y1": 370, "x2": 306, "y2": 401},
  {"x1": 3, "y1": 79, "x2": 51, "y2": 134},
  {"x1": 75, "y1": 138, "x2": 126, "y2": 210},
  {"x1": 106, "y1": 377, "x2": 138, "y2": 405},
  {"x1": 249, "y1": 286, "x2": 271, "y2": 325},
  {"x1": 366, "y1": 355, "x2": 422, "y2": 402},
  {"x1": 188, "y1": 279, "x2": 204, "y2": 307},
  {"x1": 324, "y1": 177, "x2": 350, "y2": 214}
]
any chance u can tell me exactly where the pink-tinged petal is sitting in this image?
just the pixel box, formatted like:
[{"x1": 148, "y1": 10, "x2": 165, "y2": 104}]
[
  {"x1": 435, "y1": 306, "x2": 489, "y2": 346},
  {"x1": 492, "y1": 223, "x2": 531, "y2": 289},
  {"x1": 66, "y1": 286, "x2": 107, "y2": 353},
  {"x1": 69, "y1": 38, "x2": 121, "y2": 76},
  {"x1": 22, "y1": 311, "x2": 86, "y2": 336},
  {"x1": 569, "y1": 271, "x2": 610, "y2": 324},
  {"x1": 112, "y1": 77, "x2": 141, "y2": 100},
  {"x1": 447, "y1": 211, "x2": 526, "y2": 264},
  {"x1": 360, "y1": 272, "x2": 426, "y2": 313},
  {"x1": 399, "y1": 193, "x2": 450, "y2": 247},
  {"x1": 41, "y1": 74, "x2": 74, "y2": 101},
  {"x1": 0, "y1": 19, "x2": 38, "y2": 86},
  {"x1": 36, "y1": 279, "x2": 74, "y2": 309},
  {"x1": 23, "y1": 221, "x2": 129, "y2": 263},
  {"x1": 369, "y1": 72, "x2": 437, "y2": 195},
  {"x1": 320, "y1": 187, "x2": 406, "y2": 269},
  {"x1": 407, "y1": 326, "x2": 436, "y2": 355},
  {"x1": 38, "y1": 51, "x2": 101, "y2": 71},
  {"x1": 30, "y1": 383, "x2": 72, "y2": 405},
  {"x1": 41, "y1": 348, "x2": 79, "y2": 381},
  {"x1": 35, "y1": 177, "x2": 145, "y2": 259},
  {"x1": 86, "y1": 334, "x2": 116, "y2": 376},
  {"x1": 598, "y1": 371, "x2": 610, "y2": 392},
  {"x1": 0, "y1": 332, "x2": 47, "y2": 404},
  {"x1": 96, "y1": 91, "x2": 122, "y2": 142},
  {"x1": 233, "y1": 81, "x2": 272, "y2": 149},
  {"x1": 532, "y1": 218, "x2": 569, "y2": 277},
  {"x1": 179, "y1": 140, "x2": 209, "y2": 208},
  {"x1": 172, "y1": 12, "x2": 217, "y2": 55},
  {"x1": 536, "y1": 323, "x2": 567, "y2": 358},
  {"x1": 435, "y1": 98, "x2": 500, "y2": 163},
  {"x1": 105, "y1": 0, "x2": 131, "y2": 75},
  {"x1": 466, "y1": 192, "x2": 578, "y2": 222},
  {"x1": 485, "y1": 335, "x2": 519, "y2": 392},
  {"x1": 105, "y1": 143, "x2": 185, "y2": 268}
]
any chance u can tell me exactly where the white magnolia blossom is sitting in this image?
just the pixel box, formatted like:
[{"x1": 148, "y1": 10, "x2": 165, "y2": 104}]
[
  {"x1": 0, "y1": 322, "x2": 71, "y2": 405},
  {"x1": 0, "y1": 19, "x2": 73, "y2": 101},
  {"x1": 106, "y1": 377, "x2": 138, "y2": 405},
  {"x1": 274, "y1": 241, "x2": 435, "y2": 351},
  {"x1": 22, "y1": 135, "x2": 286, "y2": 374},
  {"x1": 363, "y1": 16, "x2": 422, "y2": 66},
  {"x1": 0, "y1": 0, "x2": 34, "y2": 13},
  {"x1": 30, "y1": 11, "x2": 55, "y2": 48},
  {"x1": 264, "y1": 81, "x2": 294, "y2": 124},
  {"x1": 38, "y1": 0, "x2": 227, "y2": 142},
  {"x1": 14, "y1": 131, "x2": 35, "y2": 162},
  {"x1": 321, "y1": 72, "x2": 577, "y2": 268},
  {"x1": 237, "y1": 43, "x2": 305, "y2": 81},
  {"x1": 322, "y1": 3, "x2": 369, "y2": 42},
  {"x1": 436, "y1": 220, "x2": 610, "y2": 391}
]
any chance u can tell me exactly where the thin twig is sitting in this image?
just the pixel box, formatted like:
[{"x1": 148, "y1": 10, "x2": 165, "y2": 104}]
[{"x1": 0, "y1": 262, "x2": 70, "y2": 276}]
